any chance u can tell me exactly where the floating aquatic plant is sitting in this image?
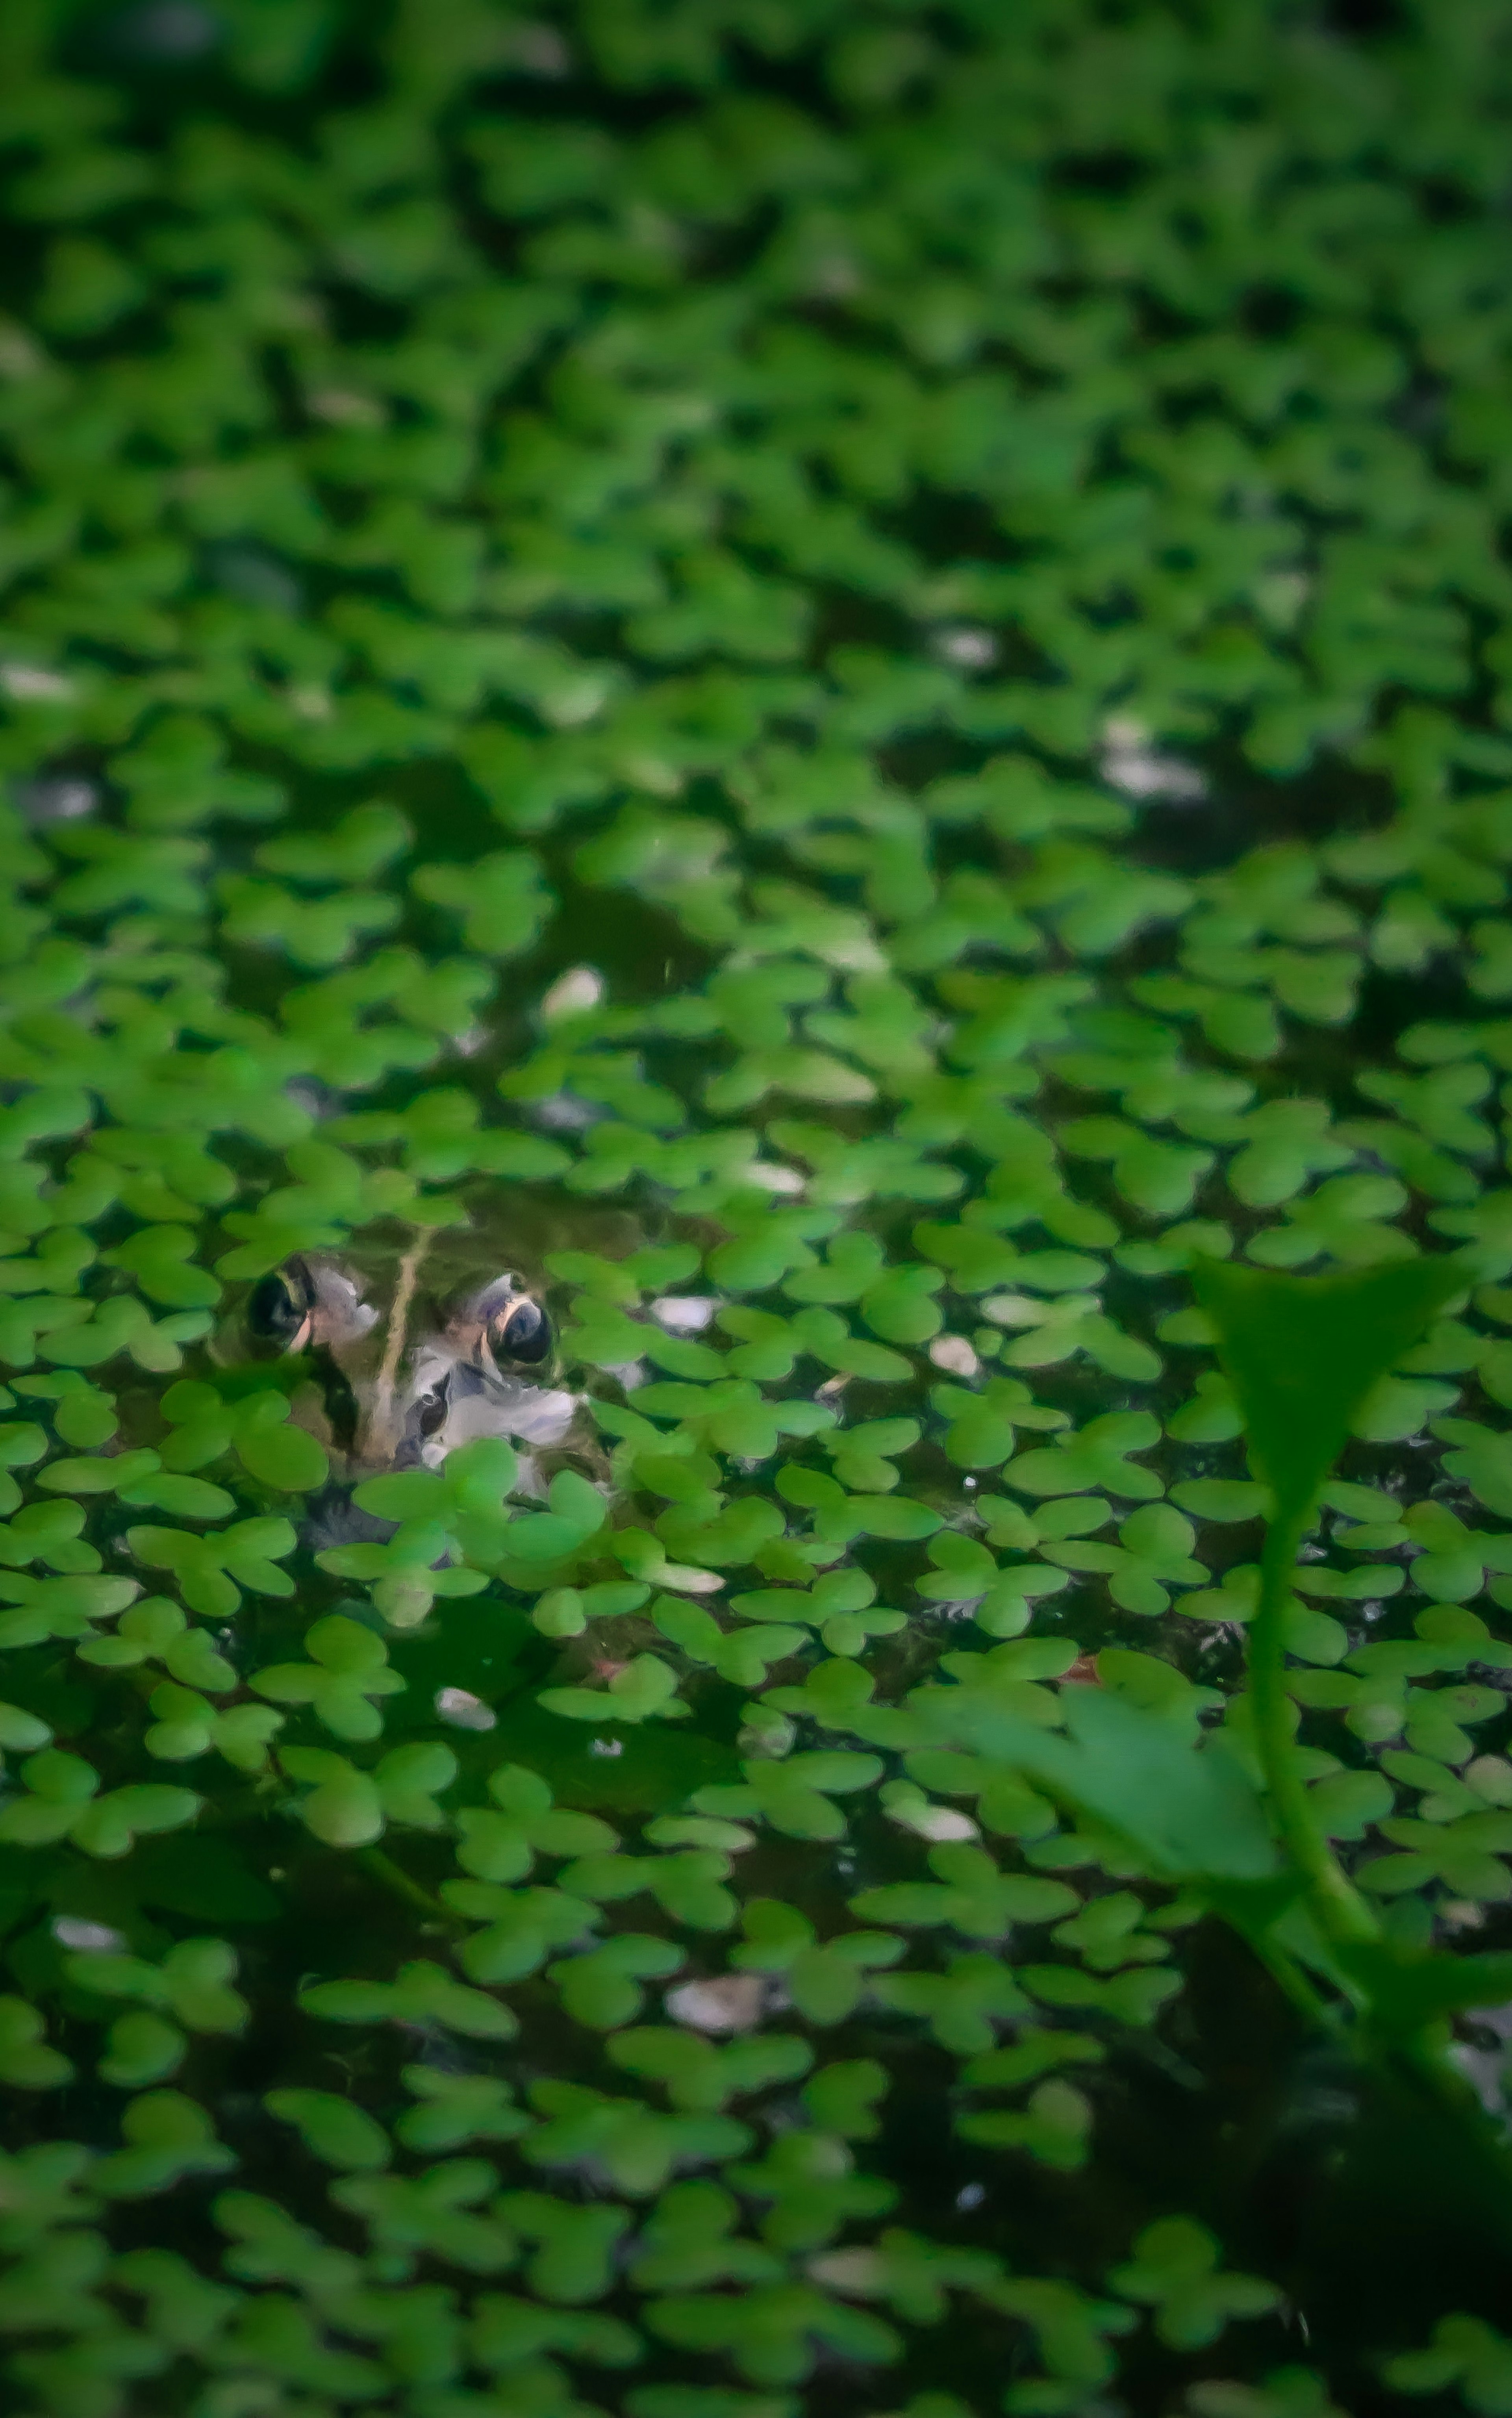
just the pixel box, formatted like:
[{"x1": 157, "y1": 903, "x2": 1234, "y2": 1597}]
[{"x1": 2, "y1": 1, "x2": 1512, "y2": 2412}]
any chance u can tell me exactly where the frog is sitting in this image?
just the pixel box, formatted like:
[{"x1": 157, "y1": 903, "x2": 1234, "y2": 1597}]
[{"x1": 230, "y1": 1237, "x2": 582, "y2": 1479}]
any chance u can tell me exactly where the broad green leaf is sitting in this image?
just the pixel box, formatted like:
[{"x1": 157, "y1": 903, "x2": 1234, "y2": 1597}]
[
  {"x1": 1192, "y1": 1257, "x2": 1469, "y2": 1522},
  {"x1": 917, "y1": 1685, "x2": 1279, "y2": 1886}
]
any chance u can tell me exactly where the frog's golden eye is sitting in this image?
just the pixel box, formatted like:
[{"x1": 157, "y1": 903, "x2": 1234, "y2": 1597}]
[
  {"x1": 454, "y1": 1275, "x2": 553, "y2": 1381},
  {"x1": 485, "y1": 1294, "x2": 551, "y2": 1369},
  {"x1": 246, "y1": 1258, "x2": 316, "y2": 1355}
]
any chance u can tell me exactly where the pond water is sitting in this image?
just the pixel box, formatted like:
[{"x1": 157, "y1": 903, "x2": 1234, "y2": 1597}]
[{"x1": 2, "y1": 4, "x2": 1512, "y2": 2416}]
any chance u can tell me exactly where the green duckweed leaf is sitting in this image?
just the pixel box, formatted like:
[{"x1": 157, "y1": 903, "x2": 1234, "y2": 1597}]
[
  {"x1": 549, "y1": 1934, "x2": 687, "y2": 2029},
  {"x1": 2, "y1": 14, "x2": 1512, "y2": 2402},
  {"x1": 0, "y1": 1748, "x2": 199, "y2": 1858},
  {"x1": 524, "y1": 2077, "x2": 748, "y2": 2199},
  {"x1": 265, "y1": 2089, "x2": 392, "y2": 2173},
  {"x1": 1108, "y1": 2218, "x2": 1279, "y2": 2351},
  {"x1": 250, "y1": 1613, "x2": 406, "y2": 1741},
  {"x1": 67, "y1": 1938, "x2": 248, "y2": 2034},
  {"x1": 98, "y1": 2011, "x2": 186, "y2": 2090},
  {"x1": 1385, "y1": 2316, "x2": 1512, "y2": 2409},
  {"x1": 0, "y1": 1997, "x2": 71, "y2": 2090},
  {"x1": 1004, "y1": 1412, "x2": 1164, "y2": 1501},
  {"x1": 302, "y1": 1958, "x2": 515, "y2": 2040},
  {"x1": 542, "y1": 1652, "x2": 692, "y2": 1727},
  {"x1": 126, "y1": 1516, "x2": 299, "y2": 1618},
  {"x1": 93, "y1": 2092, "x2": 236, "y2": 2200},
  {"x1": 396, "y1": 2067, "x2": 531, "y2": 2155},
  {"x1": 850, "y1": 1847, "x2": 1075, "y2": 1939}
]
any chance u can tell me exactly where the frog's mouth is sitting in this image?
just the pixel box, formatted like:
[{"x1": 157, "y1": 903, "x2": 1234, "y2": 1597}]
[{"x1": 240, "y1": 1245, "x2": 576, "y2": 1474}]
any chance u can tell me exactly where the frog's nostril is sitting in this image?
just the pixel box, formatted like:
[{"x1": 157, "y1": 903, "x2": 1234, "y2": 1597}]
[
  {"x1": 247, "y1": 1258, "x2": 315, "y2": 1355},
  {"x1": 487, "y1": 1296, "x2": 551, "y2": 1369}
]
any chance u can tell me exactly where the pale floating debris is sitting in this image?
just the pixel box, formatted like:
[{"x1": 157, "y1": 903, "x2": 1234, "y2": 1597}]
[
  {"x1": 810, "y1": 2248, "x2": 884, "y2": 2296},
  {"x1": 204, "y1": 542, "x2": 301, "y2": 614},
  {"x1": 1256, "y1": 569, "x2": 1311, "y2": 626},
  {"x1": 0, "y1": 662, "x2": 72, "y2": 701},
  {"x1": 589, "y1": 1736, "x2": 623, "y2": 1758},
  {"x1": 1440, "y1": 1900, "x2": 1487, "y2": 1933},
  {"x1": 508, "y1": 20, "x2": 572, "y2": 74},
  {"x1": 886, "y1": 1779, "x2": 981, "y2": 1840},
  {"x1": 666, "y1": 1973, "x2": 767, "y2": 2034},
  {"x1": 660, "y1": 1562, "x2": 726, "y2": 1594},
  {"x1": 896, "y1": 1804, "x2": 978, "y2": 1843},
  {"x1": 745, "y1": 1162, "x2": 805, "y2": 1195},
  {"x1": 15, "y1": 776, "x2": 94, "y2": 824},
  {"x1": 532, "y1": 1090, "x2": 601, "y2": 1130},
  {"x1": 287, "y1": 683, "x2": 333, "y2": 721},
  {"x1": 985, "y1": 1290, "x2": 1099, "y2": 1333},
  {"x1": 821, "y1": 932, "x2": 889, "y2": 973},
  {"x1": 1101, "y1": 715, "x2": 1206, "y2": 802},
  {"x1": 929, "y1": 1333, "x2": 979, "y2": 1378},
  {"x1": 738, "y1": 1712, "x2": 795, "y2": 1760},
  {"x1": 53, "y1": 1918, "x2": 126, "y2": 1952},
  {"x1": 982, "y1": 1291, "x2": 1056, "y2": 1327},
  {"x1": 284, "y1": 1079, "x2": 337, "y2": 1121},
  {"x1": 956, "y1": 2182, "x2": 988, "y2": 2212},
  {"x1": 540, "y1": 965, "x2": 604, "y2": 1021},
  {"x1": 1466, "y1": 1754, "x2": 1512, "y2": 1806},
  {"x1": 307, "y1": 389, "x2": 385, "y2": 426},
  {"x1": 119, "y1": 3, "x2": 220, "y2": 60},
  {"x1": 619, "y1": 751, "x2": 683, "y2": 796},
  {"x1": 810, "y1": 254, "x2": 861, "y2": 299},
  {"x1": 606, "y1": 1359, "x2": 648, "y2": 1392},
  {"x1": 651, "y1": 1295, "x2": 717, "y2": 1333},
  {"x1": 541, "y1": 671, "x2": 616, "y2": 728},
  {"x1": 934, "y1": 626, "x2": 997, "y2": 669},
  {"x1": 0, "y1": 326, "x2": 43, "y2": 379},
  {"x1": 435, "y1": 1687, "x2": 496, "y2": 1732},
  {"x1": 451, "y1": 1027, "x2": 490, "y2": 1058}
]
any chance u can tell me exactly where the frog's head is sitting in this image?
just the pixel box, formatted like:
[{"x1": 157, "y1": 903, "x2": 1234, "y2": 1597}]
[{"x1": 239, "y1": 1252, "x2": 576, "y2": 1473}]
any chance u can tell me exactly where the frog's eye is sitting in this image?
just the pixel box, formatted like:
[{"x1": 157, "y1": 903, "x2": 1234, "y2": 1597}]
[
  {"x1": 455, "y1": 1275, "x2": 553, "y2": 1381},
  {"x1": 484, "y1": 1294, "x2": 551, "y2": 1370},
  {"x1": 415, "y1": 1374, "x2": 452, "y2": 1439},
  {"x1": 246, "y1": 1258, "x2": 316, "y2": 1355},
  {"x1": 248, "y1": 1257, "x2": 374, "y2": 1358}
]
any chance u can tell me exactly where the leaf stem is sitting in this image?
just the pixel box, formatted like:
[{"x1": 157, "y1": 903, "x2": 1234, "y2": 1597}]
[
  {"x1": 357, "y1": 1844, "x2": 458, "y2": 1927},
  {"x1": 1249, "y1": 1930, "x2": 1338, "y2": 2031},
  {"x1": 1250, "y1": 1511, "x2": 1382, "y2": 1951},
  {"x1": 1254, "y1": 1515, "x2": 1512, "y2": 2229}
]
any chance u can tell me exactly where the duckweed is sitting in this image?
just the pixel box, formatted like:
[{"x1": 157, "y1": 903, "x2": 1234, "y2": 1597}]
[{"x1": 2, "y1": 0, "x2": 1512, "y2": 2411}]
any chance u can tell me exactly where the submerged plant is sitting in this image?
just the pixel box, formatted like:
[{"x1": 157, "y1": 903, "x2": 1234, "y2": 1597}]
[{"x1": 934, "y1": 1257, "x2": 1512, "y2": 2167}]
